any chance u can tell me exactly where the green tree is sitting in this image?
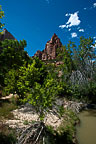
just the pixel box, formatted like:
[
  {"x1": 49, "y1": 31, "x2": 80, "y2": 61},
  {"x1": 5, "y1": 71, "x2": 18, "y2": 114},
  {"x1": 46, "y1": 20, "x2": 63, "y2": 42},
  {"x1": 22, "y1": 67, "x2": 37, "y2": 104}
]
[
  {"x1": 4, "y1": 57, "x2": 61, "y2": 118},
  {"x1": 4, "y1": 69, "x2": 19, "y2": 95},
  {"x1": 21, "y1": 77, "x2": 58, "y2": 119},
  {"x1": 4, "y1": 58, "x2": 47, "y2": 97},
  {"x1": 16, "y1": 76, "x2": 60, "y2": 143},
  {"x1": 70, "y1": 37, "x2": 96, "y2": 101},
  {"x1": 0, "y1": 5, "x2": 4, "y2": 32},
  {"x1": 73, "y1": 36, "x2": 95, "y2": 72},
  {"x1": 56, "y1": 43, "x2": 74, "y2": 82},
  {"x1": 0, "y1": 39, "x2": 30, "y2": 87}
]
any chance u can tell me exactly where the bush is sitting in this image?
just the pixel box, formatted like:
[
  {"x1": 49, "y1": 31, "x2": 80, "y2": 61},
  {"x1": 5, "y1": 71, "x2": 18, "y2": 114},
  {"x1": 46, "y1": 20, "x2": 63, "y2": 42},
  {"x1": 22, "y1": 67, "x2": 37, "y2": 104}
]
[{"x1": 0, "y1": 123, "x2": 17, "y2": 144}]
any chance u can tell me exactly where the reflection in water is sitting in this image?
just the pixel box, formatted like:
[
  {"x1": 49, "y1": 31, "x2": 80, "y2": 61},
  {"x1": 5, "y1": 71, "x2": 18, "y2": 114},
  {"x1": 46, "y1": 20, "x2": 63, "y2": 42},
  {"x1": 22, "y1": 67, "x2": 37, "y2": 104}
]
[{"x1": 76, "y1": 109, "x2": 96, "y2": 144}]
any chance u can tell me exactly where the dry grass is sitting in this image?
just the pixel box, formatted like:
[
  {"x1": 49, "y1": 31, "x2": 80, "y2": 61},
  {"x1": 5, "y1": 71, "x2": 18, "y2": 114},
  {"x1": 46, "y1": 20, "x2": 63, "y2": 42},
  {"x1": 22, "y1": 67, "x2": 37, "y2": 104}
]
[
  {"x1": 0, "y1": 97, "x2": 18, "y2": 143},
  {"x1": 0, "y1": 98, "x2": 18, "y2": 120}
]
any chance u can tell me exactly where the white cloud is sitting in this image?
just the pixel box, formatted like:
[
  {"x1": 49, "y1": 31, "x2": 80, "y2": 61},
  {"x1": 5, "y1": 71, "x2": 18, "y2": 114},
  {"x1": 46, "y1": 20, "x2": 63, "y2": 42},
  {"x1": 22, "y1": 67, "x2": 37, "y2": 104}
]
[
  {"x1": 92, "y1": 44, "x2": 96, "y2": 49},
  {"x1": 65, "y1": 13, "x2": 70, "y2": 17},
  {"x1": 79, "y1": 29, "x2": 84, "y2": 32},
  {"x1": 83, "y1": 3, "x2": 96, "y2": 10},
  {"x1": 84, "y1": 8, "x2": 87, "y2": 10},
  {"x1": 93, "y1": 3, "x2": 96, "y2": 8},
  {"x1": 71, "y1": 32, "x2": 77, "y2": 38},
  {"x1": 66, "y1": 11, "x2": 81, "y2": 27},
  {"x1": 59, "y1": 11, "x2": 81, "y2": 29},
  {"x1": 93, "y1": 37, "x2": 96, "y2": 39},
  {"x1": 59, "y1": 25, "x2": 66, "y2": 29},
  {"x1": 68, "y1": 28, "x2": 71, "y2": 31}
]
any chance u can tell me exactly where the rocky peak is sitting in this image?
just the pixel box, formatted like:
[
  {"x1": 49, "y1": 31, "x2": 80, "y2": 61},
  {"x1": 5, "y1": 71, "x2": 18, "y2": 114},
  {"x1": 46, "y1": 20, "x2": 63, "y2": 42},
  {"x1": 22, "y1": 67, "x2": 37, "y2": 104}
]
[
  {"x1": 50, "y1": 33, "x2": 58, "y2": 42},
  {"x1": 33, "y1": 33, "x2": 62, "y2": 60},
  {"x1": 0, "y1": 28, "x2": 15, "y2": 41}
]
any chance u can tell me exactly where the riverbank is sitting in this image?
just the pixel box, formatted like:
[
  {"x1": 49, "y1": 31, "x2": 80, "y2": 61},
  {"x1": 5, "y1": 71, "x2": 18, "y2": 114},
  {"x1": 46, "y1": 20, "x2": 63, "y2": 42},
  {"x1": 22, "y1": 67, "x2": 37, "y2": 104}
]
[
  {"x1": 5, "y1": 98, "x2": 83, "y2": 129},
  {"x1": 4, "y1": 97, "x2": 84, "y2": 143},
  {"x1": 0, "y1": 95, "x2": 86, "y2": 144},
  {"x1": 76, "y1": 108, "x2": 96, "y2": 144}
]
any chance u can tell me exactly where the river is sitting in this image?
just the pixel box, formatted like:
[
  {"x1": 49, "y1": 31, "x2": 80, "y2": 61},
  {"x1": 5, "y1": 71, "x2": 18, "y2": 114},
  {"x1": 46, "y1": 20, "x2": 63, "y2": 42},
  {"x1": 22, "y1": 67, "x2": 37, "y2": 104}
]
[{"x1": 76, "y1": 109, "x2": 96, "y2": 144}]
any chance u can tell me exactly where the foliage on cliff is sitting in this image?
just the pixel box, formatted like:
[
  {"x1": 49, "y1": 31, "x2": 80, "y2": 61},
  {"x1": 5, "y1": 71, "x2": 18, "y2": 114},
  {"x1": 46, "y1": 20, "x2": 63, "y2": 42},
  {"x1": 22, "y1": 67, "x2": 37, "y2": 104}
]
[
  {"x1": 56, "y1": 37, "x2": 96, "y2": 102},
  {"x1": 1, "y1": 4, "x2": 96, "y2": 144},
  {"x1": 0, "y1": 5, "x2": 4, "y2": 32},
  {"x1": 1, "y1": 36, "x2": 96, "y2": 103},
  {"x1": 0, "y1": 39, "x2": 31, "y2": 87}
]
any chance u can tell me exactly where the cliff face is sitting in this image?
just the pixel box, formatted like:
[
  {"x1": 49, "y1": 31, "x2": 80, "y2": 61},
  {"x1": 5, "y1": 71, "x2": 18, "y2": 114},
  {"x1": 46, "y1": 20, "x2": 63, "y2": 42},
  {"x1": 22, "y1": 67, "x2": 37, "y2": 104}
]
[
  {"x1": 0, "y1": 28, "x2": 15, "y2": 41},
  {"x1": 34, "y1": 33, "x2": 62, "y2": 60},
  {"x1": 0, "y1": 30, "x2": 62, "y2": 61},
  {"x1": 0, "y1": 28, "x2": 16, "y2": 51}
]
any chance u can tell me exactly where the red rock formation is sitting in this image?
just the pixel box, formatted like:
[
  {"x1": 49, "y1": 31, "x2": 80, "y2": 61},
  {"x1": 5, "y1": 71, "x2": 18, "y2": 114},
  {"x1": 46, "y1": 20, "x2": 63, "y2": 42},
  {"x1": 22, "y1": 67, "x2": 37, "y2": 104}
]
[
  {"x1": 0, "y1": 28, "x2": 15, "y2": 41},
  {"x1": 0, "y1": 29, "x2": 16, "y2": 51},
  {"x1": 56, "y1": 61, "x2": 64, "y2": 66},
  {"x1": 42, "y1": 52, "x2": 48, "y2": 60},
  {"x1": 34, "y1": 50, "x2": 42, "y2": 59},
  {"x1": 34, "y1": 33, "x2": 62, "y2": 60}
]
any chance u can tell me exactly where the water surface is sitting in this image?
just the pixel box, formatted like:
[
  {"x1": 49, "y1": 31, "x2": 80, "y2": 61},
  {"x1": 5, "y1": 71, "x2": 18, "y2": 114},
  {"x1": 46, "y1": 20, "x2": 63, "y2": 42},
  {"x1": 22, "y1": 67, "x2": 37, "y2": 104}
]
[{"x1": 76, "y1": 109, "x2": 96, "y2": 144}]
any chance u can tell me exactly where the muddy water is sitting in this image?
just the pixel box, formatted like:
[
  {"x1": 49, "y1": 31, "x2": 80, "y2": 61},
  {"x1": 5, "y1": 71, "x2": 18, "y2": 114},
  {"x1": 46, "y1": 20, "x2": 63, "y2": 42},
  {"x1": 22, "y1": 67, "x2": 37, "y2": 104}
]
[{"x1": 76, "y1": 109, "x2": 96, "y2": 144}]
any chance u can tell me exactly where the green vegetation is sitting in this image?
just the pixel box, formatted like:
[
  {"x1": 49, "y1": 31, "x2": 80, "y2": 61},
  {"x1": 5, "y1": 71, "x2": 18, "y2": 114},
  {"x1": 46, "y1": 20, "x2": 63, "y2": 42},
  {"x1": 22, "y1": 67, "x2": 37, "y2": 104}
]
[
  {"x1": 55, "y1": 37, "x2": 96, "y2": 102},
  {"x1": 0, "y1": 123, "x2": 17, "y2": 144},
  {"x1": 57, "y1": 110, "x2": 79, "y2": 138},
  {"x1": 0, "y1": 98, "x2": 17, "y2": 120},
  {"x1": 23, "y1": 120, "x2": 29, "y2": 125},
  {"x1": 1, "y1": 36, "x2": 96, "y2": 143},
  {"x1": 0, "y1": 39, "x2": 31, "y2": 88},
  {"x1": 0, "y1": 98, "x2": 17, "y2": 144},
  {"x1": 45, "y1": 109, "x2": 79, "y2": 144},
  {"x1": 0, "y1": 4, "x2": 96, "y2": 144},
  {"x1": 0, "y1": 5, "x2": 4, "y2": 33}
]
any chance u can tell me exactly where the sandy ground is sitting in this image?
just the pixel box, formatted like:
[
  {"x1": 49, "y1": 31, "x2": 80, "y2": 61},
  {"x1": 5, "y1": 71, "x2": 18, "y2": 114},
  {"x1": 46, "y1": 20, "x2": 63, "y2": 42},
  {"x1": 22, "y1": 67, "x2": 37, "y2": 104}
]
[{"x1": 5, "y1": 103, "x2": 63, "y2": 131}]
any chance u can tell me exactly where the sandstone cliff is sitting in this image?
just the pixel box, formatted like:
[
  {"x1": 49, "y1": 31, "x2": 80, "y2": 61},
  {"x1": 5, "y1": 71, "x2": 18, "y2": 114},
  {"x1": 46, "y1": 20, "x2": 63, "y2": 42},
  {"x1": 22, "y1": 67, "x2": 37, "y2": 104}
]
[
  {"x1": 0, "y1": 28, "x2": 15, "y2": 41},
  {"x1": 34, "y1": 33, "x2": 62, "y2": 60}
]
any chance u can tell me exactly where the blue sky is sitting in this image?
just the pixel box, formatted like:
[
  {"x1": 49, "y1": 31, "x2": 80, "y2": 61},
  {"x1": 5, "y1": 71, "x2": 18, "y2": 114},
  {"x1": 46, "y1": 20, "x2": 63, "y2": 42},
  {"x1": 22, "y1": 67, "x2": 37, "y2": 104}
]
[{"x1": 0, "y1": 0, "x2": 96, "y2": 56}]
